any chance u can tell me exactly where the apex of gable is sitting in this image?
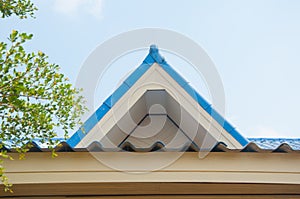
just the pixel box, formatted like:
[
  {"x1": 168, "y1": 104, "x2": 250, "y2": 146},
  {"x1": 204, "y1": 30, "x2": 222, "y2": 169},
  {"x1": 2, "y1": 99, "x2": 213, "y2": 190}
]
[{"x1": 144, "y1": 44, "x2": 165, "y2": 65}]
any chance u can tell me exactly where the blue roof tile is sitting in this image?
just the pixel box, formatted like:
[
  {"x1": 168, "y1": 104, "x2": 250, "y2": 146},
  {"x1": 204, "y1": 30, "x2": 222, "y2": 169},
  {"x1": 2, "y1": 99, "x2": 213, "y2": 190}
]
[{"x1": 248, "y1": 138, "x2": 300, "y2": 150}]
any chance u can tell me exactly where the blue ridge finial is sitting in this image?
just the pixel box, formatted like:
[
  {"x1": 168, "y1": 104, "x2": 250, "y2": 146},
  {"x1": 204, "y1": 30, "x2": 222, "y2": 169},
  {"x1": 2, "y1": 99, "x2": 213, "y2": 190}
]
[
  {"x1": 149, "y1": 44, "x2": 165, "y2": 64},
  {"x1": 150, "y1": 44, "x2": 159, "y2": 54}
]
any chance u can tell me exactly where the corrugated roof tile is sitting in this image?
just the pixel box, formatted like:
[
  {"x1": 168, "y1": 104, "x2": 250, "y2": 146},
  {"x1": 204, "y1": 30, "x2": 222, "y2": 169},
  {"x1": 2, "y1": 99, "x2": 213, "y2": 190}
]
[{"x1": 2, "y1": 138, "x2": 300, "y2": 153}]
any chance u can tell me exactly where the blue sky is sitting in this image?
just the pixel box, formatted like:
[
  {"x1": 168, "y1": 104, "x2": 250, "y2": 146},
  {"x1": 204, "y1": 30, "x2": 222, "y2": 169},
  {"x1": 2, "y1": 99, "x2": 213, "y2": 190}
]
[{"x1": 1, "y1": 0, "x2": 300, "y2": 138}]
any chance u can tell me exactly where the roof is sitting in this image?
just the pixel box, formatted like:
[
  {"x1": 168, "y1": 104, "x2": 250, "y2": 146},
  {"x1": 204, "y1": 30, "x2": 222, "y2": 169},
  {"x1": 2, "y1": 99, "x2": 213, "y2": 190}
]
[
  {"x1": 248, "y1": 138, "x2": 300, "y2": 150},
  {"x1": 4, "y1": 138, "x2": 300, "y2": 152},
  {"x1": 4, "y1": 46, "x2": 299, "y2": 153},
  {"x1": 67, "y1": 45, "x2": 249, "y2": 148}
]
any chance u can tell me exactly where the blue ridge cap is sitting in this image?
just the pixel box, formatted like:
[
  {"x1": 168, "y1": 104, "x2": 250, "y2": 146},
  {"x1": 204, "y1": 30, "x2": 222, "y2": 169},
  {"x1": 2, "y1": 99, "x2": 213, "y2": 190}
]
[{"x1": 67, "y1": 45, "x2": 249, "y2": 147}]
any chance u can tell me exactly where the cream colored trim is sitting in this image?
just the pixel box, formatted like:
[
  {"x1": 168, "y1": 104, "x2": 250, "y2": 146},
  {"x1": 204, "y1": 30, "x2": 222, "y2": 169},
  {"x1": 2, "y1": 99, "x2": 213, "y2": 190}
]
[
  {"x1": 4, "y1": 152, "x2": 300, "y2": 185},
  {"x1": 77, "y1": 63, "x2": 242, "y2": 148}
]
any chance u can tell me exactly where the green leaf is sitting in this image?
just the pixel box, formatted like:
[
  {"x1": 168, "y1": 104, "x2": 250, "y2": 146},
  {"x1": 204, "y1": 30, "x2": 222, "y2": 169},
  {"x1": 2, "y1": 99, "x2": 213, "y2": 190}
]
[{"x1": 9, "y1": 30, "x2": 18, "y2": 42}]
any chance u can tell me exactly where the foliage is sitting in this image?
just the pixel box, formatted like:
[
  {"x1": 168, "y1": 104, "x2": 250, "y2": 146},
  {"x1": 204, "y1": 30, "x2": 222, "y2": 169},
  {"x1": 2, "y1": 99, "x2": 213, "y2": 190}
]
[
  {"x1": 0, "y1": 0, "x2": 86, "y2": 192},
  {"x1": 0, "y1": 0, "x2": 37, "y2": 19},
  {"x1": 0, "y1": 30, "x2": 85, "y2": 191},
  {"x1": 0, "y1": 150, "x2": 13, "y2": 192},
  {"x1": 0, "y1": 30, "x2": 85, "y2": 149}
]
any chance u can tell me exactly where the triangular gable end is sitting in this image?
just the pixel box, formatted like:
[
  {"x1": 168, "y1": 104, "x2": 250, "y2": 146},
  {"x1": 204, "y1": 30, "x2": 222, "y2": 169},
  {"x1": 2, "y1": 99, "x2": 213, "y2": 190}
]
[{"x1": 67, "y1": 45, "x2": 249, "y2": 149}]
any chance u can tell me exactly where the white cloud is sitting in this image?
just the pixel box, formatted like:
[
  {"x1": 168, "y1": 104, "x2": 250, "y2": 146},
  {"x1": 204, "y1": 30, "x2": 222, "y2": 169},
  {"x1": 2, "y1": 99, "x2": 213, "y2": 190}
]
[
  {"x1": 86, "y1": 0, "x2": 103, "y2": 19},
  {"x1": 53, "y1": 0, "x2": 103, "y2": 19}
]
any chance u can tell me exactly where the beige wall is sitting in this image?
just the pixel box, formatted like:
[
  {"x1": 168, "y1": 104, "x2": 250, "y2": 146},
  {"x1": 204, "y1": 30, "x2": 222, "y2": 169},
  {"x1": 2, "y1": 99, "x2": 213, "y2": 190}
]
[{"x1": 1, "y1": 152, "x2": 300, "y2": 197}]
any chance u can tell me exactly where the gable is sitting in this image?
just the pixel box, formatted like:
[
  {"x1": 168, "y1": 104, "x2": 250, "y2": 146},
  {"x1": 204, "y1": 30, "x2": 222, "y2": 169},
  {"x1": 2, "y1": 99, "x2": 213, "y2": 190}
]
[{"x1": 67, "y1": 45, "x2": 248, "y2": 149}]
